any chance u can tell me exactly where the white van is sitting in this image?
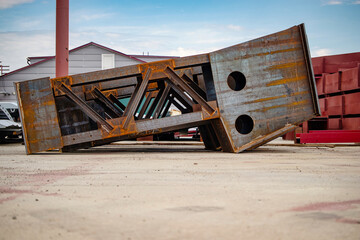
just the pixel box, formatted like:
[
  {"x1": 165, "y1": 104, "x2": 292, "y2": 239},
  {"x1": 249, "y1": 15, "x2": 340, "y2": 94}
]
[{"x1": 0, "y1": 102, "x2": 22, "y2": 141}]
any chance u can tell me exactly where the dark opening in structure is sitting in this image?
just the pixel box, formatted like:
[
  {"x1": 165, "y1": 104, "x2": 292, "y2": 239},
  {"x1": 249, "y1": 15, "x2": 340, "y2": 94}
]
[
  {"x1": 227, "y1": 71, "x2": 246, "y2": 91},
  {"x1": 235, "y1": 115, "x2": 254, "y2": 134}
]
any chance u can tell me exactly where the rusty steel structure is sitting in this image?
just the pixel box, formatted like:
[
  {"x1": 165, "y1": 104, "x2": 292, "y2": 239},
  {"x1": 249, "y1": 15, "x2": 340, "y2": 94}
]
[{"x1": 15, "y1": 24, "x2": 319, "y2": 154}]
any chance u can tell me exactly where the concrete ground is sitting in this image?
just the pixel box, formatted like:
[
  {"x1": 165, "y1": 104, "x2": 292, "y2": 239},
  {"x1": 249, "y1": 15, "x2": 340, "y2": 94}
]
[{"x1": 0, "y1": 140, "x2": 359, "y2": 240}]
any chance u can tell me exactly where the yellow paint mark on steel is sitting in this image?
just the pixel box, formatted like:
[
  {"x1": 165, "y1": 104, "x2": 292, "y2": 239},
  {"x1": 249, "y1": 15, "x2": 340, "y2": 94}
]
[
  {"x1": 268, "y1": 61, "x2": 304, "y2": 70},
  {"x1": 252, "y1": 99, "x2": 310, "y2": 112},
  {"x1": 245, "y1": 91, "x2": 308, "y2": 104},
  {"x1": 267, "y1": 75, "x2": 306, "y2": 87}
]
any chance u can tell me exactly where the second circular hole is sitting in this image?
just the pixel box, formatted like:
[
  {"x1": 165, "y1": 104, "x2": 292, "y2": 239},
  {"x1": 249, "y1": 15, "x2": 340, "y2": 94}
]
[{"x1": 235, "y1": 115, "x2": 254, "y2": 134}]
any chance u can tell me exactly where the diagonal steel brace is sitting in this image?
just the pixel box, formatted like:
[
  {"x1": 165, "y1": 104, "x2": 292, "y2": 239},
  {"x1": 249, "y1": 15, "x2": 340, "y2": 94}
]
[
  {"x1": 58, "y1": 84, "x2": 114, "y2": 132},
  {"x1": 164, "y1": 67, "x2": 215, "y2": 114}
]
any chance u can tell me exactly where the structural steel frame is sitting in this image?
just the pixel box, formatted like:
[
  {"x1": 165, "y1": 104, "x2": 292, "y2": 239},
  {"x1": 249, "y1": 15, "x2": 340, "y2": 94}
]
[{"x1": 15, "y1": 24, "x2": 320, "y2": 154}]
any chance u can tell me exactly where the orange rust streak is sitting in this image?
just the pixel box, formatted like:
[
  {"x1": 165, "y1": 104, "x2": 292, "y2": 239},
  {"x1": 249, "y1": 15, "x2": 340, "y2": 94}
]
[
  {"x1": 245, "y1": 91, "x2": 308, "y2": 104},
  {"x1": 26, "y1": 119, "x2": 59, "y2": 129},
  {"x1": 28, "y1": 135, "x2": 61, "y2": 144},
  {"x1": 268, "y1": 61, "x2": 304, "y2": 70},
  {"x1": 256, "y1": 47, "x2": 300, "y2": 58},
  {"x1": 40, "y1": 100, "x2": 56, "y2": 107},
  {"x1": 241, "y1": 35, "x2": 300, "y2": 51},
  {"x1": 266, "y1": 75, "x2": 306, "y2": 87},
  {"x1": 252, "y1": 99, "x2": 310, "y2": 112},
  {"x1": 147, "y1": 82, "x2": 158, "y2": 89}
]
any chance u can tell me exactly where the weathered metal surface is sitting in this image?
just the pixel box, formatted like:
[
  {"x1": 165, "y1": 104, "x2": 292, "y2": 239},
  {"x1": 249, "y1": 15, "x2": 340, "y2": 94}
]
[
  {"x1": 58, "y1": 83, "x2": 114, "y2": 132},
  {"x1": 15, "y1": 24, "x2": 319, "y2": 154},
  {"x1": 15, "y1": 77, "x2": 63, "y2": 154},
  {"x1": 209, "y1": 24, "x2": 319, "y2": 152}
]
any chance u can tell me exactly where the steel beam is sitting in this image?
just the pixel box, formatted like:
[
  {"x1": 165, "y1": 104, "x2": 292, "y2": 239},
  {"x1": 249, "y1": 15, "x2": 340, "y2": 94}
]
[
  {"x1": 59, "y1": 84, "x2": 114, "y2": 132},
  {"x1": 92, "y1": 87, "x2": 123, "y2": 117},
  {"x1": 109, "y1": 94, "x2": 126, "y2": 111},
  {"x1": 163, "y1": 78, "x2": 194, "y2": 108},
  {"x1": 153, "y1": 85, "x2": 171, "y2": 119},
  {"x1": 123, "y1": 68, "x2": 152, "y2": 129},
  {"x1": 138, "y1": 91, "x2": 157, "y2": 119},
  {"x1": 164, "y1": 67, "x2": 215, "y2": 114}
]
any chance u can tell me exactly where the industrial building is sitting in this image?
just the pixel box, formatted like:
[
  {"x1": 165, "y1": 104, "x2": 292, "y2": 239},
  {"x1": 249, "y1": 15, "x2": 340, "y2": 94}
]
[{"x1": 0, "y1": 42, "x2": 174, "y2": 102}]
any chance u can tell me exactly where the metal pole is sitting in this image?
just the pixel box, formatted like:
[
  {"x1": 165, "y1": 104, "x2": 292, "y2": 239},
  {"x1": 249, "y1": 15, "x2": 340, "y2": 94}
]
[{"x1": 56, "y1": 0, "x2": 69, "y2": 77}]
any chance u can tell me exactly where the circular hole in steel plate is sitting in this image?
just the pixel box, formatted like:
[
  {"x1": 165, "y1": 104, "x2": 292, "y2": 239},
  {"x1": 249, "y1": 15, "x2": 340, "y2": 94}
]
[
  {"x1": 227, "y1": 71, "x2": 246, "y2": 91},
  {"x1": 235, "y1": 115, "x2": 254, "y2": 134}
]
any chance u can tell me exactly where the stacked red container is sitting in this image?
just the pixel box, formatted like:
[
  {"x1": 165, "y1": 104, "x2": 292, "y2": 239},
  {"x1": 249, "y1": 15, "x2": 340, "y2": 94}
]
[{"x1": 283, "y1": 52, "x2": 360, "y2": 143}]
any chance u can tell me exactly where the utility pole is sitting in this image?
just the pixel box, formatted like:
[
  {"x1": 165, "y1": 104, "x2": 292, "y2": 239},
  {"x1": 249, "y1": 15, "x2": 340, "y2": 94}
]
[{"x1": 56, "y1": 0, "x2": 69, "y2": 77}]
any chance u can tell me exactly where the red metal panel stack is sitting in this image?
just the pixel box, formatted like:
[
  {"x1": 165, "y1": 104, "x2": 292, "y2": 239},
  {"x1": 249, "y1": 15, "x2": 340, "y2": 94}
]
[
  {"x1": 341, "y1": 66, "x2": 360, "y2": 91},
  {"x1": 284, "y1": 52, "x2": 360, "y2": 143},
  {"x1": 344, "y1": 92, "x2": 360, "y2": 115},
  {"x1": 324, "y1": 72, "x2": 341, "y2": 94},
  {"x1": 326, "y1": 95, "x2": 343, "y2": 115},
  {"x1": 315, "y1": 75, "x2": 325, "y2": 95}
]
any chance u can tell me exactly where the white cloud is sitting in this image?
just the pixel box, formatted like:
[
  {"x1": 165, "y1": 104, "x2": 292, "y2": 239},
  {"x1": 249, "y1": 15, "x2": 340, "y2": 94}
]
[
  {"x1": 0, "y1": 0, "x2": 34, "y2": 9},
  {"x1": 16, "y1": 19, "x2": 42, "y2": 29},
  {"x1": 0, "y1": 31, "x2": 54, "y2": 71},
  {"x1": 79, "y1": 13, "x2": 114, "y2": 21},
  {"x1": 71, "y1": 10, "x2": 114, "y2": 23},
  {"x1": 322, "y1": 0, "x2": 360, "y2": 4},
  {"x1": 69, "y1": 23, "x2": 255, "y2": 56},
  {"x1": 169, "y1": 47, "x2": 204, "y2": 57},
  {"x1": 0, "y1": 23, "x2": 261, "y2": 72},
  {"x1": 227, "y1": 24, "x2": 243, "y2": 31},
  {"x1": 327, "y1": 0, "x2": 343, "y2": 4},
  {"x1": 312, "y1": 48, "x2": 333, "y2": 57}
]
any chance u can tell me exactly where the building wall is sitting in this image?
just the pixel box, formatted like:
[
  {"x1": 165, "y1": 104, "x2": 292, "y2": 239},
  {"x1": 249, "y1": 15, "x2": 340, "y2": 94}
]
[
  {"x1": 0, "y1": 58, "x2": 56, "y2": 102},
  {"x1": 68, "y1": 45, "x2": 142, "y2": 74},
  {"x1": 0, "y1": 45, "x2": 143, "y2": 102}
]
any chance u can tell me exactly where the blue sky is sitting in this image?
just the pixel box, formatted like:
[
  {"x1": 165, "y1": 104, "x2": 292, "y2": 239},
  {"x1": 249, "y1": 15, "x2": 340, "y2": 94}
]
[{"x1": 0, "y1": 0, "x2": 359, "y2": 71}]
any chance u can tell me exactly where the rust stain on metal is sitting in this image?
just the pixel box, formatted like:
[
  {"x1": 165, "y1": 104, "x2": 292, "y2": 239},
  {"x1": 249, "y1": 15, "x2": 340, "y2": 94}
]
[
  {"x1": 15, "y1": 24, "x2": 319, "y2": 154},
  {"x1": 235, "y1": 124, "x2": 297, "y2": 153},
  {"x1": 266, "y1": 75, "x2": 307, "y2": 87},
  {"x1": 255, "y1": 47, "x2": 301, "y2": 58},
  {"x1": 267, "y1": 61, "x2": 305, "y2": 70},
  {"x1": 245, "y1": 91, "x2": 309, "y2": 104},
  {"x1": 251, "y1": 99, "x2": 310, "y2": 112}
]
